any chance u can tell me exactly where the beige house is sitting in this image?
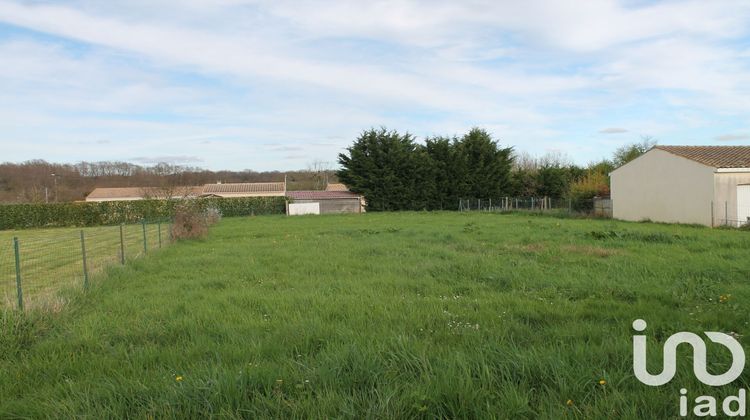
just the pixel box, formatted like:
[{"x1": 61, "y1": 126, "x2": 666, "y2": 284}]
[
  {"x1": 85, "y1": 186, "x2": 204, "y2": 202},
  {"x1": 86, "y1": 182, "x2": 285, "y2": 202},
  {"x1": 611, "y1": 146, "x2": 750, "y2": 226}
]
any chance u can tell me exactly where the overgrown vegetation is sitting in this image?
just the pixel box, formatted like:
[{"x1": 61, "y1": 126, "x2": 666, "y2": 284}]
[
  {"x1": 2, "y1": 212, "x2": 749, "y2": 418},
  {"x1": 0, "y1": 197, "x2": 285, "y2": 230}
]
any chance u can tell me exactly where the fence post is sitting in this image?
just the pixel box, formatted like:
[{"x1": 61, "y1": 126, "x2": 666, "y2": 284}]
[
  {"x1": 725, "y1": 201, "x2": 729, "y2": 227},
  {"x1": 119, "y1": 224, "x2": 125, "y2": 265},
  {"x1": 13, "y1": 237, "x2": 23, "y2": 311},
  {"x1": 568, "y1": 197, "x2": 572, "y2": 213},
  {"x1": 158, "y1": 222, "x2": 162, "y2": 248},
  {"x1": 142, "y1": 220, "x2": 148, "y2": 254},
  {"x1": 80, "y1": 230, "x2": 89, "y2": 290}
]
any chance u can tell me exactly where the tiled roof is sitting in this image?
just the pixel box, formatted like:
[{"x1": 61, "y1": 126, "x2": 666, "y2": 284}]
[
  {"x1": 325, "y1": 183, "x2": 349, "y2": 191},
  {"x1": 287, "y1": 190, "x2": 360, "y2": 200},
  {"x1": 87, "y1": 183, "x2": 285, "y2": 200},
  {"x1": 202, "y1": 182, "x2": 285, "y2": 194},
  {"x1": 86, "y1": 187, "x2": 144, "y2": 199},
  {"x1": 655, "y1": 146, "x2": 750, "y2": 168},
  {"x1": 87, "y1": 186, "x2": 202, "y2": 199}
]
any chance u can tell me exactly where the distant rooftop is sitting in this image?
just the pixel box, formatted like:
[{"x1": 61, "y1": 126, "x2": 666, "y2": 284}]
[
  {"x1": 202, "y1": 182, "x2": 285, "y2": 194},
  {"x1": 86, "y1": 186, "x2": 203, "y2": 200},
  {"x1": 324, "y1": 183, "x2": 349, "y2": 192},
  {"x1": 656, "y1": 146, "x2": 750, "y2": 168}
]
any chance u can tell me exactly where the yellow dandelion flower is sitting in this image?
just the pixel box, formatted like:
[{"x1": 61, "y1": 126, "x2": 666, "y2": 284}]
[
  {"x1": 175, "y1": 376, "x2": 183, "y2": 382},
  {"x1": 599, "y1": 379, "x2": 607, "y2": 385},
  {"x1": 566, "y1": 399, "x2": 574, "y2": 406}
]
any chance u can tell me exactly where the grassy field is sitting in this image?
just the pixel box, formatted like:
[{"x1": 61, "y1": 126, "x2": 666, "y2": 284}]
[
  {"x1": 0, "y1": 222, "x2": 170, "y2": 309},
  {"x1": 2, "y1": 212, "x2": 750, "y2": 418}
]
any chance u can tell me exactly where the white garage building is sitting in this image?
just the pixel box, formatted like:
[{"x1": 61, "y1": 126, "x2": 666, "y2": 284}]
[{"x1": 611, "y1": 146, "x2": 750, "y2": 227}]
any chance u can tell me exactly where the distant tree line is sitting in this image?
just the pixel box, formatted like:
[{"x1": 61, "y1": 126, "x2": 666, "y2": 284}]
[
  {"x1": 0, "y1": 160, "x2": 336, "y2": 203},
  {"x1": 338, "y1": 127, "x2": 655, "y2": 211}
]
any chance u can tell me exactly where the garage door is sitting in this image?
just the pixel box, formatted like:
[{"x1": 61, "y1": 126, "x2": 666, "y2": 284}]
[{"x1": 737, "y1": 185, "x2": 750, "y2": 227}]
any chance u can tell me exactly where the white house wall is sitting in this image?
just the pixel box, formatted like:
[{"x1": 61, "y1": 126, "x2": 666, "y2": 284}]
[
  {"x1": 714, "y1": 172, "x2": 750, "y2": 225},
  {"x1": 611, "y1": 148, "x2": 715, "y2": 225}
]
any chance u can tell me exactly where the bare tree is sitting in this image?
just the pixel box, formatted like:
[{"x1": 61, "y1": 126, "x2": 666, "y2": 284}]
[{"x1": 306, "y1": 160, "x2": 335, "y2": 190}]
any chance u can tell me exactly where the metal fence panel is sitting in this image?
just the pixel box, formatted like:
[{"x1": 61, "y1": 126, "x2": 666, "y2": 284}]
[{"x1": 0, "y1": 220, "x2": 172, "y2": 310}]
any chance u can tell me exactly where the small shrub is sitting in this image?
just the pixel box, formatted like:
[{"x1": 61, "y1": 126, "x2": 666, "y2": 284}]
[{"x1": 172, "y1": 201, "x2": 209, "y2": 240}]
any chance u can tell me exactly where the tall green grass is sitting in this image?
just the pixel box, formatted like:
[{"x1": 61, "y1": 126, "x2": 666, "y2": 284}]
[{"x1": 2, "y1": 212, "x2": 750, "y2": 418}]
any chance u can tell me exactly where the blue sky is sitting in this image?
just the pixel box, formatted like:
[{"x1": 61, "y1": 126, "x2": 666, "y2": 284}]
[{"x1": 1, "y1": 0, "x2": 750, "y2": 170}]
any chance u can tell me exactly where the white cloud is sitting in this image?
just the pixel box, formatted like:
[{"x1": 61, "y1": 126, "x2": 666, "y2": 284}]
[
  {"x1": 599, "y1": 128, "x2": 628, "y2": 134},
  {"x1": 0, "y1": 0, "x2": 749, "y2": 169},
  {"x1": 716, "y1": 134, "x2": 750, "y2": 142}
]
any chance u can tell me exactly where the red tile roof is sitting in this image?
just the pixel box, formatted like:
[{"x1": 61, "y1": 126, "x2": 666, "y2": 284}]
[
  {"x1": 656, "y1": 146, "x2": 750, "y2": 168},
  {"x1": 287, "y1": 190, "x2": 360, "y2": 200}
]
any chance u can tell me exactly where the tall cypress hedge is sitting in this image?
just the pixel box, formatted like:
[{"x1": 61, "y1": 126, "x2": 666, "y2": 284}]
[{"x1": 0, "y1": 197, "x2": 287, "y2": 230}]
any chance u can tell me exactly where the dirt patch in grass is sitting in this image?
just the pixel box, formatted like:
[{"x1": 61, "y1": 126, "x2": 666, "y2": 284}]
[{"x1": 562, "y1": 244, "x2": 624, "y2": 258}]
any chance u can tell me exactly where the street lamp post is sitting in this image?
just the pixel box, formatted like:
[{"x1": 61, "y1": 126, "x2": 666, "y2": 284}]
[{"x1": 50, "y1": 173, "x2": 59, "y2": 202}]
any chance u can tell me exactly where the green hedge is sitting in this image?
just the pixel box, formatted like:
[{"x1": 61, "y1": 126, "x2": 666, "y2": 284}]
[{"x1": 0, "y1": 197, "x2": 287, "y2": 230}]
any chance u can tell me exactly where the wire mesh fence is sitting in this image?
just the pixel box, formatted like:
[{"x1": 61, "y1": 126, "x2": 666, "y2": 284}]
[
  {"x1": 718, "y1": 204, "x2": 750, "y2": 228},
  {"x1": 458, "y1": 196, "x2": 612, "y2": 218},
  {"x1": 0, "y1": 219, "x2": 172, "y2": 310}
]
